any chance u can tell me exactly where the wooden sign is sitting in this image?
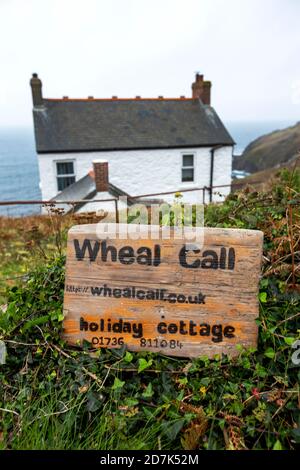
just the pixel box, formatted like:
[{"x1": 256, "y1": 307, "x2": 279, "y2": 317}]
[{"x1": 63, "y1": 224, "x2": 263, "y2": 358}]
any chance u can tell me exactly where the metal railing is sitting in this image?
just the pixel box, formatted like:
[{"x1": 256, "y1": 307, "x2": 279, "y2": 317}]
[
  {"x1": 1, "y1": 179, "x2": 295, "y2": 218},
  {"x1": 0, "y1": 181, "x2": 259, "y2": 207}
]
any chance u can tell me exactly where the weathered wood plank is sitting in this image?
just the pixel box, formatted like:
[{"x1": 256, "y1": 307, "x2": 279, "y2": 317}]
[{"x1": 63, "y1": 224, "x2": 263, "y2": 358}]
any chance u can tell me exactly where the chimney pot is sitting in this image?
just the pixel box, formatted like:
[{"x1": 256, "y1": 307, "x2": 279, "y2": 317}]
[
  {"x1": 93, "y1": 160, "x2": 109, "y2": 192},
  {"x1": 192, "y1": 73, "x2": 211, "y2": 105},
  {"x1": 30, "y1": 73, "x2": 43, "y2": 106},
  {"x1": 202, "y1": 81, "x2": 212, "y2": 105}
]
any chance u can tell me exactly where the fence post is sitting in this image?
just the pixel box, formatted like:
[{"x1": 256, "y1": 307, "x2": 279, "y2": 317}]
[{"x1": 114, "y1": 199, "x2": 119, "y2": 224}]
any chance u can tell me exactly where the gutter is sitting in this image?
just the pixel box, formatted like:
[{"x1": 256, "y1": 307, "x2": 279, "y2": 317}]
[{"x1": 36, "y1": 143, "x2": 234, "y2": 155}]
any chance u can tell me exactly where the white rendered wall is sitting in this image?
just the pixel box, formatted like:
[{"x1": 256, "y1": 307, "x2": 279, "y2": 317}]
[
  {"x1": 38, "y1": 146, "x2": 233, "y2": 207},
  {"x1": 211, "y1": 146, "x2": 233, "y2": 202}
]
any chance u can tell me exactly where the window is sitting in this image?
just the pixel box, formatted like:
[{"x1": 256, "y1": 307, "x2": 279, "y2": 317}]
[
  {"x1": 56, "y1": 161, "x2": 75, "y2": 191},
  {"x1": 181, "y1": 154, "x2": 194, "y2": 182}
]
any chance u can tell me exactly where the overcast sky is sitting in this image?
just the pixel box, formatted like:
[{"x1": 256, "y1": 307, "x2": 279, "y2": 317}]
[{"x1": 0, "y1": 0, "x2": 299, "y2": 127}]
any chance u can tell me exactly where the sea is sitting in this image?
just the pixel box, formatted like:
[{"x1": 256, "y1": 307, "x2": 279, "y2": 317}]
[{"x1": 0, "y1": 120, "x2": 296, "y2": 217}]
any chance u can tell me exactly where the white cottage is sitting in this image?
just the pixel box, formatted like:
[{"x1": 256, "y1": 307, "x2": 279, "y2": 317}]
[{"x1": 30, "y1": 73, "x2": 234, "y2": 213}]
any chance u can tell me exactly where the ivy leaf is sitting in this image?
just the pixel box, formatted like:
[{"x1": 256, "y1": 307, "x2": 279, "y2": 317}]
[
  {"x1": 138, "y1": 358, "x2": 153, "y2": 373},
  {"x1": 57, "y1": 312, "x2": 64, "y2": 322},
  {"x1": 259, "y1": 292, "x2": 267, "y2": 303},
  {"x1": 124, "y1": 351, "x2": 133, "y2": 363},
  {"x1": 86, "y1": 392, "x2": 101, "y2": 412},
  {"x1": 260, "y1": 279, "x2": 269, "y2": 289},
  {"x1": 161, "y1": 419, "x2": 185, "y2": 441},
  {"x1": 124, "y1": 398, "x2": 139, "y2": 407},
  {"x1": 284, "y1": 337, "x2": 295, "y2": 346},
  {"x1": 112, "y1": 377, "x2": 125, "y2": 390},
  {"x1": 142, "y1": 383, "x2": 153, "y2": 398},
  {"x1": 264, "y1": 348, "x2": 275, "y2": 359},
  {"x1": 273, "y1": 440, "x2": 283, "y2": 450}
]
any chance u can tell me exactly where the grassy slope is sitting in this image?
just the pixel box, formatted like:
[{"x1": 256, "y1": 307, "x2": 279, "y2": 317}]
[
  {"x1": 0, "y1": 172, "x2": 299, "y2": 450},
  {"x1": 233, "y1": 159, "x2": 300, "y2": 192},
  {"x1": 0, "y1": 212, "x2": 103, "y2": 304},
  {"x1": 234, "y1": 122, "x2": 300, "y2": 173}
]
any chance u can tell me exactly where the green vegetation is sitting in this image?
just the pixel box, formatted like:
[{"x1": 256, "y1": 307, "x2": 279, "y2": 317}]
[{"x1": 0, "y1": 170, "x2": 299, "y2": 450}]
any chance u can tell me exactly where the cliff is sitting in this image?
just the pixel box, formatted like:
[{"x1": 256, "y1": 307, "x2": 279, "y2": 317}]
[{"x1": 234, "y1": 122, "x2": 300, "y2": 173}]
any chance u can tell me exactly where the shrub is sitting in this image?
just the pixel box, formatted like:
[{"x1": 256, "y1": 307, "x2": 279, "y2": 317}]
[{"x1": 0, "y1": 170, "x2": 299, "y2": 450}]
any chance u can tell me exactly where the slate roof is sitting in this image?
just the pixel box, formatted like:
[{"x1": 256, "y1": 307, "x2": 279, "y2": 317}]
[
  {"x1": 51, "y1": 170, "x2": 150, "y2": 213},
  {"x1": 51, "y1": 171, "x2": 163, "y2": 213},
  {"x1": 52, "y1": 173, "x2": 96, "y2": 204},
  {"x1": 33, "y1": 98, "x2": 235, "y2": 153}
]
